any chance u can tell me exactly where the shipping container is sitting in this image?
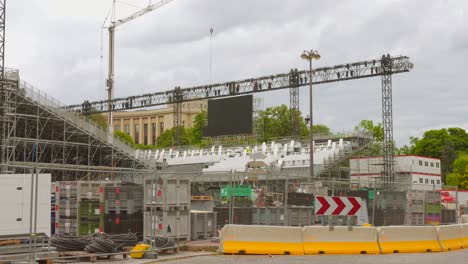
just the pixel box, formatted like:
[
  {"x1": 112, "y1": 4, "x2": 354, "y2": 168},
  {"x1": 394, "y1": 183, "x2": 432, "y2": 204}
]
[{"x1": 190, "y1": 211, "x2": 217, "y2": 240}]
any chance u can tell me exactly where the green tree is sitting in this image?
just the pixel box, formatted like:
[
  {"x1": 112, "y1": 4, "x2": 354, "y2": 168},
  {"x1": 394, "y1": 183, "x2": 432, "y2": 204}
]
[
  {"x1": 257, "y1": 105, "x2": 311, "y2": 141},
  {"x1": 88, "y1": 113, "x2": 108, "y2": 129},
  {"x1": 156, "y1": 127, "x2": 193, "y2": 148},
  {"x1": 355, "y1": 120, "x2": 383, "y2": 142},
  {"x1": 114, "y1": 131, "x2": 135, "y2": 147},
  {"x1": 446, "y1": 154, "x2": 468, "y2": 190},
  {"x1": 409, "y1": 128, "x2": 468, "y2": 179},
  {"x1": 191, "y1": 111, "x2": 208, "y2": 146},
  {"x1": 313, "y1": 124, "x2": 331, "y2": 136}
]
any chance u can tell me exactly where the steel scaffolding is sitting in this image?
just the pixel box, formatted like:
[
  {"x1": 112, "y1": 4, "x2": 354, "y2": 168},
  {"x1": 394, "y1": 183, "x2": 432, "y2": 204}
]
[{"x1": 0, "y1": 69, "x2": 152, "y2": 181}]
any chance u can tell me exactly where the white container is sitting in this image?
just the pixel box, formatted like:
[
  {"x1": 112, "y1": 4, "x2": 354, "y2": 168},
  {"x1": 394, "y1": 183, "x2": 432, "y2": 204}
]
[{"x1": 0, "y1": 174, "x2": 51, "y2": 236}]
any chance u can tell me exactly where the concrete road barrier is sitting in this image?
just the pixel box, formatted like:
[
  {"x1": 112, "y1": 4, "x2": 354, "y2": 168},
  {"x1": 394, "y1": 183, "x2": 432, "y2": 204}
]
[
  {"x1": 462, "y1": 215, "x2": 468, "y2": 224},
  {"x1": 438, "y1": 225, "x2": 464, "y2": 251},
  {"x1": 461, "y1": 224, "x2": 468, "y2": 249},
  {"x1": 303, "y1": 226, "x2": 380, "y2": 254},
  {"x1": 377, "y1": 226, "x2": 442, "y2": 253},
  {"x1": 219, "y1": 224, "x2": 304, "y2": 255}
]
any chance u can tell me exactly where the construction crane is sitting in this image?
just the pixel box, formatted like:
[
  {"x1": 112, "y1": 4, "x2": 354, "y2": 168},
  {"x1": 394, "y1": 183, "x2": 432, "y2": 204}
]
[
  {"x1": 70, "y1": 55, "x2": 413, "y2": 185},
  {"x1": 106, "y1": 0, "x2": 174, "y2": 132}
]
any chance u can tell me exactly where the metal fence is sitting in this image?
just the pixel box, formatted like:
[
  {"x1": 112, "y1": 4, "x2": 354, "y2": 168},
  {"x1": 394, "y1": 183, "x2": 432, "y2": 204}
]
[{"x1": 189, "y1": 171, "x2": 462, "y2": 227}]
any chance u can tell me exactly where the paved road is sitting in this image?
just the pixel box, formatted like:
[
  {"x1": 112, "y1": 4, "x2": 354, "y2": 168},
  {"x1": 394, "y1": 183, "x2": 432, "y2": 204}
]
[{"x1": 144, "y1": 250, "x2": 468, "y2": 264}]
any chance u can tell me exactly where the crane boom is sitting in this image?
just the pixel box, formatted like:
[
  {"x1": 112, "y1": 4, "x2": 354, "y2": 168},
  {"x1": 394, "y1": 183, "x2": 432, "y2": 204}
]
[
  {"x1": 71, "y1": 55, "x2": 413, "y2": 114},
  {"x1": 111, "y1": 0, "x2": 175, "y2": 28},
  {"x1": 106, "y1": 0, "x2": 174, "y2": 133}
]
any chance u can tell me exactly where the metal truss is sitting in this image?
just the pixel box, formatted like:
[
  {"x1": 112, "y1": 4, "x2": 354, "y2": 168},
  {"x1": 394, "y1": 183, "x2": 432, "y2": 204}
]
[
  {"x1": 0, "y1": 0, "x2": 6, "y2": 172},
  {"x1": 172, "y1": 86, "x2": 182, "y2": 146},
  {"x1": 381, "y1": 54, "x2": 395, "y2": 184},
  {"x1": 289, "y1": 69, "x2": 300, "y2": 139},
  {"x1": 67, "y1": 55, "x2": 413, "y2": 114}
]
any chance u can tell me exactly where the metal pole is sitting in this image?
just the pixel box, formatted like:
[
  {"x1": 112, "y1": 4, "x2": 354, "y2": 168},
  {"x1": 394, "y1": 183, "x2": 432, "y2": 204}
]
[
  {"x1": 209, "y1": 28, "x2": 213, "y2": 86},
  {"x1": 372, "y1": 184, "x2": 376, "y2": 226},
  {"x1": 455, "y1": 186, "x2": 459, "y2": 223},
  {"x1": 284, "y1": 173, "x2": 289, "y2": 226},
  {"x1": 309, "y1": 59, "x2": 314, "y2": 178},
  {"x1": 107, "y1": 26, "x2": 115, "y2": 132}
]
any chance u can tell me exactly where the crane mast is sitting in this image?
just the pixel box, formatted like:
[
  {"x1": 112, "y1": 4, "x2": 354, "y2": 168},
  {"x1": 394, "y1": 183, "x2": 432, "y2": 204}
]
[{"x1": 106, "y1": 0, "x2": 174, "y2": 132}]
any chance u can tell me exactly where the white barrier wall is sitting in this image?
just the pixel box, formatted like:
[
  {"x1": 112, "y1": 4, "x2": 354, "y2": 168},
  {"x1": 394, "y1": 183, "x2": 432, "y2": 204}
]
[
  {"x1": 303, "y1": 226, "x2": 379, "y2": 254},
  {"x1": 220, "y1": 224, "x2": 303, "y2": 255},
  {"x1": 377, "y1": 226, "x2": 442, "y2": 253}
]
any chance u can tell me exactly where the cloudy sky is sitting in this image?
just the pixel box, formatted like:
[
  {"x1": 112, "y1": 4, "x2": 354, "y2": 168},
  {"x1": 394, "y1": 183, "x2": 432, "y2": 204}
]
[{"x1": 6, "y1": 0, "x2": 468, "y2": 146}]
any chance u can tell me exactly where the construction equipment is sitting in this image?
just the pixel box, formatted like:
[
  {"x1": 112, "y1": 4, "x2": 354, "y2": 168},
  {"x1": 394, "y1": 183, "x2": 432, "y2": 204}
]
[{"x1": 106, "y1": 0, "x2": 175, "y2": 132}]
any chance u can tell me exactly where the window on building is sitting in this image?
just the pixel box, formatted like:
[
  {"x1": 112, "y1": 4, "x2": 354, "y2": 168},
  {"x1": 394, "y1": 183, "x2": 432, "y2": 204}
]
[
  {"x1": 436, "y1": 162, "x2": 440, "y2": 168},
  {"x1": 143, "y1": 124, "x2": 148, "y2": 145},
  {"x1": 425, "y1": 179, "x2": 428, "y2": 184},
  {"x1": 436, "y1": 179, "x2": 440, "y2": 184},
  {"x1": 431, "y1": 179, "x2": 434, "y2": 184},
  {"x1": 419, "y1": 160, "x2": 423, "y2": 166},
  {"x1": 419, "y1": 178, "x2": 423, "y2": 184},
  {"x1": 152, "y1": 123, "x2": 157, "y2": 145},
  {"x1": 124, "y1": 125, "x2": 130, "y2": 134},
  {"x1": 424, "y1": 161, "x2": 428, "y2": 166},
  {"x1": 159, "y1": 122, "x2": 164, "y2": 135},
  {"x1": 114, "y1": 125, "x2": 120, "y2": 131},
  {"x1": 134, "y1": 124, "x2": 140, "y2": 144},
  {"x1": 182, "y1": 120, "x2": 185, "y2": 127},
  {"x1": 430, "y1": 162, "x2": 434, "y2": 167}
]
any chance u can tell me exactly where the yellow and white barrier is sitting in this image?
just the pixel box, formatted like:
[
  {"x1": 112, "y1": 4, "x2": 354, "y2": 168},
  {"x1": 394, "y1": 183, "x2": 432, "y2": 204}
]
[
  {"x1": 438, "y1": 225, "x2": 464, "y2": 251},
  {"x1": 377, "y1": 226, "x2": 442, "y2": 253},
  {"x1": 303, "y1": 226, "x2": 380, "y2": 254},
  {"x1": 219, "y1": 224, "x2": 304, "y2": 255},
  {"x1": 462, "y1": 215, "x2": 468, "y2": 224},
  {"x1": 461, "y1": 224, "x2": 468, "y2": 249}
]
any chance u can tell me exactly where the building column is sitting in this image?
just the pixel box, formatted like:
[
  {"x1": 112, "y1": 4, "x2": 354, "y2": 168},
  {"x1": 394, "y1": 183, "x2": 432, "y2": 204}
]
[{"x1": 139, "y1": 117, "x2": 143, "y2": 145}]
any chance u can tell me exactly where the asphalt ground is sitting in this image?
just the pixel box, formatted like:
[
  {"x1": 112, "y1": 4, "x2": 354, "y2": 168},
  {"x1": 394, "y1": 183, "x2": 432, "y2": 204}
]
[{"x1": 141, "y1": 249, "x2": 468, "y2": 264}]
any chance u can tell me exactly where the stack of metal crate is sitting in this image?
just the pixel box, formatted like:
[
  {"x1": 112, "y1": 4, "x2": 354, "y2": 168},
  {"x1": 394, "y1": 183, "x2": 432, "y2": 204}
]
[
  {"x1": 425, "y1": 191, "x2": 442, "y2": 225},
  {"x1": 407, "y1": 190, "x2": 425, "y2": 225},
  {"x1": 144, "y1": 178, "x2": 191, "y2": 241},
  {"x1": 103, "y1": 182, "x2": 144, "y2": 237},
  {"x1": 55, "y1": 181, "x2": 105, "y2": 236}
]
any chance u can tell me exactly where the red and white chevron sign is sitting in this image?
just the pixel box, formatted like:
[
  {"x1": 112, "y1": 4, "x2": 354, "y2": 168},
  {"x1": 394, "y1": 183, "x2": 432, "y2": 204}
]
[{"x1": 314, "y1": 196, "x2": 364, "y2": 216}]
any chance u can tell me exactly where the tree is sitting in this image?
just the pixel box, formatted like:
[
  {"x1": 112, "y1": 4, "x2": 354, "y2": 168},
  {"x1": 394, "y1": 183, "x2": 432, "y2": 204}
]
[
  {"x1": 313, "y1": 124, "x2": 331, "y2": 136},
  {"x1": 257, "y1": 105, "x2": 311, "y2": 142},
  {"x1": 88, "y1": 113, "x2": 108, "y2": 129},
  {"x1": 408, "y1": 128, "x2": 468, "y2": 180},
  {"x1": 114, "y1": 131, "x2": 134, "y2": 146},
  {"x1": 446, "y1": 154, "x2": 468, "y2": 190},
  {"x1": 190, "y1": 111, "x2": 208, "y2": 146},
  {"x1": 155, "y1": 127, "x2": 193, "y2": 148},
  {"x1": 355, "y1": 120, "x2": 383, "y2": 142}
]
